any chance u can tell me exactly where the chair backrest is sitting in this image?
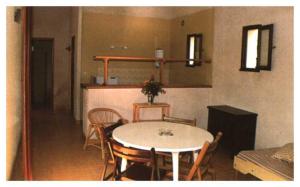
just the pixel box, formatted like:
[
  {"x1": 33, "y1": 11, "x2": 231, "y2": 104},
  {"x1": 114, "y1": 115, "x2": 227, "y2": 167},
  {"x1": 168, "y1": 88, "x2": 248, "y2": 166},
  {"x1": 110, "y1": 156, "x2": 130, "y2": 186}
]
[
  {"x1": 111, "y1": 139, "x2": 155, "y2": 164},
  {"x1": 88, "y1": 108, "x2": 123, "y2": 125},
  {"x1": 186, "y1": 141, "x2": 210, "y2": 180},
  {"x1": 162, "y1": 114, "x2": 196, "y2": 126},
  {"x1": 110, "y1": 139, "x2": 159, "y2": 180},
  {"x1": 185, "y1": 132, "x2": 222, "y2": 180},
  {"x1": 98, "y1": 126, "x2": 110, "y2": 146},
  {"x1": 200, "y1": 131, "x2": 223, "y2": 168}
]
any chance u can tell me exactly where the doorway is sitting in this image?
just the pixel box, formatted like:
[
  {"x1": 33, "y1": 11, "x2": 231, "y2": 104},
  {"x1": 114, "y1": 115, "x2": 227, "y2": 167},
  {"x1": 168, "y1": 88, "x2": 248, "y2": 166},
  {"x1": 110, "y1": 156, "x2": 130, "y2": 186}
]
[{"x1": 31, "y1": 38, "x2": 54, "y2": 110}]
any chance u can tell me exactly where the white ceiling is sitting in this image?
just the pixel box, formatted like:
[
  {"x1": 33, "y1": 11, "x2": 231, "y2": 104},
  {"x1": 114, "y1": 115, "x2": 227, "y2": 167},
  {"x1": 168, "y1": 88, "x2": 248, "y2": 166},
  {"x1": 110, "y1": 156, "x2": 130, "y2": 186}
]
[{"x1": 83, "y1": 7, "x2": 211, "y2": 19}]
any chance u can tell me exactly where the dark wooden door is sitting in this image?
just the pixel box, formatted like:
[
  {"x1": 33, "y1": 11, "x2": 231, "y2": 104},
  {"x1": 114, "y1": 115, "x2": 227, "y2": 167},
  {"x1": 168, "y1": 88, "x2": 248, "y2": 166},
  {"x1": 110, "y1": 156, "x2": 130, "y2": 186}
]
[{"x1": 31, "y1": 39, "x2": 53, "y2": 109}]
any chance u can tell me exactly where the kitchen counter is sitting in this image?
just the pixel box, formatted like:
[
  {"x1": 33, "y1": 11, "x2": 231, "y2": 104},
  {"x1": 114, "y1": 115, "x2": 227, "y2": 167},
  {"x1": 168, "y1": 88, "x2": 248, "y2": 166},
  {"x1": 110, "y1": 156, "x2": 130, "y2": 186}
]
[{"x1": 81, "y1": 83, "x2": 212, "y2": 89}]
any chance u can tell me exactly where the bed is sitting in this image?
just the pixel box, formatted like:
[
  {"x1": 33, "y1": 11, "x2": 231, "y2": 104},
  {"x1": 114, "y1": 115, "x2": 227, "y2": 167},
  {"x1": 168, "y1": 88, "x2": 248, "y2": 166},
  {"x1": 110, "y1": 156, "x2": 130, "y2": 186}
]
[{"x1": 233, "y1": 148, "x2": 294, "y2": 181}]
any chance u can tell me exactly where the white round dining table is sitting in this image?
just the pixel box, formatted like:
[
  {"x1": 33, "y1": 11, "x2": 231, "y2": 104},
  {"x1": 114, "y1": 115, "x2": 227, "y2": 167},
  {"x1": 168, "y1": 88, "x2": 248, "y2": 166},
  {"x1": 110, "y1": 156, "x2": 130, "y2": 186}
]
[{"x1": 112, "y1": 121, "x2": 214, "y2": 181}]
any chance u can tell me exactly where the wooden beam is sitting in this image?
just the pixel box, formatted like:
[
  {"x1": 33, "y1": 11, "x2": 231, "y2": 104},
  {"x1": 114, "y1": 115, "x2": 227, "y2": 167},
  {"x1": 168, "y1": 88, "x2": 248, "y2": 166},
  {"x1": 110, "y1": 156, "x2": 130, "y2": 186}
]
[
  {"x1": 164, "y1": 59, "x2": 211, "y2": 64},
  {"x1": 93, "y1": 56, "x2": 211, "y2": 64},
  {"x1": 94, "y1": 56, "x2": 156, "y2": 62},
  {"x1": 103, "y1": 58, "x2": 108, "y2": 85},
  {"x1": 159, "y1": 59, "x2": 164, "y2": 84}
]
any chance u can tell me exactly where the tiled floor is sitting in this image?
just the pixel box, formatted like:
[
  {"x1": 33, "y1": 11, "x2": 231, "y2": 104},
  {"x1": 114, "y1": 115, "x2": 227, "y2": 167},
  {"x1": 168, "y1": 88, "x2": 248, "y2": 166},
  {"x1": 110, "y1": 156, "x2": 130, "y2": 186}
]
[{"x1": 10, "y1": 108, "x2": 257, "y2": 181}]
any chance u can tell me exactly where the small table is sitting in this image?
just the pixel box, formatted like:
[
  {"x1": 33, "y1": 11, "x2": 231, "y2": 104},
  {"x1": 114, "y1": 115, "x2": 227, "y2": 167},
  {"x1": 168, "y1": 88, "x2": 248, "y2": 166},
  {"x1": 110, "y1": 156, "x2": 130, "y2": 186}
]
[
  {"x1": 112, "y1": 121, "x2": 214, "y2": 181},
  {"x1": 133, "y1": 102, "x2": 170, "y2": 122}
]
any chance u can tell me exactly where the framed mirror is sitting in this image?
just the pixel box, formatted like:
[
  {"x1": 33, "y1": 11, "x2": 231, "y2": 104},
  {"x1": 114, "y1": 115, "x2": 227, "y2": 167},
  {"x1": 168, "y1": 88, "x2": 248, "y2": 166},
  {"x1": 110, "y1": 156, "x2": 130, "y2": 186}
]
[
  {"x1": 186, "y1": 33, "x2": 203, "y2": 67},
  {"x1": 240, "y1": 24, "x2": 274, "y2": 72}
]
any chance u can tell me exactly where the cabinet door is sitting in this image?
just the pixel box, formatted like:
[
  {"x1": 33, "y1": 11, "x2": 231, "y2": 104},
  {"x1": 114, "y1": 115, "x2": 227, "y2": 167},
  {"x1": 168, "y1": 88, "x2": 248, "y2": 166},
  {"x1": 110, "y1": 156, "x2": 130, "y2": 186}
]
[
  {"x1": 232, "y1": 115, "x2": 256, "y2": 154},
  {"x1": 222, "y1": 114, "x2": 234, "y2": 149},
  {"x1": 208, "y1": 109, "x2": 232, "y2": 148},
  {"x1": 207, "y1": 109, "x2": 218, "y2": 136}
]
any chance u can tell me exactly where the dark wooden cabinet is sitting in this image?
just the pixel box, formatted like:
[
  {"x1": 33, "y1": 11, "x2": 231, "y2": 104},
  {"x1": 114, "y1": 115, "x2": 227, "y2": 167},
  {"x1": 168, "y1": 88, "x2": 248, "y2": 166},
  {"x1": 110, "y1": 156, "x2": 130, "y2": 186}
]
[{"x1": 207, "y1": 105, "x2": 257, "y2": 157}]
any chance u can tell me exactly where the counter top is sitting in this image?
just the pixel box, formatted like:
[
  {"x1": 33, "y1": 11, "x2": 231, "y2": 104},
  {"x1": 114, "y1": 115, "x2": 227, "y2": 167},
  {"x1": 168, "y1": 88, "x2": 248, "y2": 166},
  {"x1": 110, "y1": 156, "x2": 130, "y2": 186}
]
[{"x1": 81, "y1": 83, "x2": 212, "y2": 89}]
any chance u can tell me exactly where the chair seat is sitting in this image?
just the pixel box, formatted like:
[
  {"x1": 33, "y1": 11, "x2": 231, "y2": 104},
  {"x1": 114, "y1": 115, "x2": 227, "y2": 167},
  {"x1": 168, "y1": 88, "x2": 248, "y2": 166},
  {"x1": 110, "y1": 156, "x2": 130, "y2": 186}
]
[
  {"x1": 158, "y1": 151, "x2": 193, "y2": 165},
  {"x1": 104, "y1": 120, "x2": 124, "y2": 138},
  {"x1": 122, "y1": 164, "x2": 153, "y2": 180}
]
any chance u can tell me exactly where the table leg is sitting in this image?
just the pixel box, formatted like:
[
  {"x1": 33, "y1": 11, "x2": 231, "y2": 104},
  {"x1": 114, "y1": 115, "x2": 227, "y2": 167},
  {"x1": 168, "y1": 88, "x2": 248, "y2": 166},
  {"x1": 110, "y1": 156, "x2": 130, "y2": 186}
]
[
  {"x1": 121, "y1": 143, "x2": 129, "y2": 171},
  {"x1": 133, "y1": 105, "x2": 136, "y2": 122},
  {"x1": 121, "y1": 158, "x2": 127, "y2": 172},
  {"x1": 172, "y1": 152, "x2": 179, "y2": 181},
  {"x1": 193, "y1": 151, "x2": 198, "y2": 162},
  {"x1": 136, "y1": 107, "x2": 140, "y2": 122},
  {"x1": 166, "y1": 106, "x2": 170, "y2": 116}
]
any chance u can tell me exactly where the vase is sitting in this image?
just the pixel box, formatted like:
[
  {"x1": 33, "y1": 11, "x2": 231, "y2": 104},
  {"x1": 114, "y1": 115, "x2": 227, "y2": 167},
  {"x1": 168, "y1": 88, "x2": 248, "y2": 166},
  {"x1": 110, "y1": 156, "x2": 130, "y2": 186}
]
[{"x1": 147, "y1": 95, "x2": 154, "y2": 104}]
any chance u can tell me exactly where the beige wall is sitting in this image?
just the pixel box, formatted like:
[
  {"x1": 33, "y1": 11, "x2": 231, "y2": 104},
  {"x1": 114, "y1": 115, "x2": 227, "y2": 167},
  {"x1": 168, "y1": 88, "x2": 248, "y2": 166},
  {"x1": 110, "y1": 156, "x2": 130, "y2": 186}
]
[
  {"x1": 6, "y1": 7, "x2": 23, "y2": 180},
  {"x1": 81, "y1": 11, "x2": 171, "y2": 84},
  {"x1": 76, "y1": 8, "x2": 215, "y2": 121},
  {"x1": 169, "y1": 9, "x2": 214, "y2": 86},
  {"x1": 81, "y1": 9, "x2": 214, "y2": 86},
  {"x1": 212, "y1": 7, "x2": 293, "y2": 149},
  {"x1": 32, "y1": 7, "x2": 72, "y2": 112},
  {"x1": 76, "y1": 9, "x2": 215, "y2": 121},
  {"x1": 83, "y1": 7, "x2": 210, "y2": 20}
]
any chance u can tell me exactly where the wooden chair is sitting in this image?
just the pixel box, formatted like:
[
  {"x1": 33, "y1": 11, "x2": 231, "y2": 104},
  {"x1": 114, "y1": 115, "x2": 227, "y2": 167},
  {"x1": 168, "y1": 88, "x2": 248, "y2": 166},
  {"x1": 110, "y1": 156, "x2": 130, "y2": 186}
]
[
  {"x1": 162, "y1": 114, "x2": 196, "y2": 126},
  {"x1": 163, "y1": 132, "x2": 223, "y2": 180},
  {"x1": 200, "y1": 131, "x2": 223, "y2": 180},
  {"x1": 160, "y1": 114, "x2": 197, "y2": 165},
  {"x1": 109, "y1": 139, "x2": 160, "y2": 181},
  {"x1": 99, "y1": 126, "x2": 115, "y2": 181},
  {"x1": 83, "y1": 108, "x2": 128, "y2": 160},
  {"x1": 162, "y1": 141, "x2": 210, "y2": 180}
]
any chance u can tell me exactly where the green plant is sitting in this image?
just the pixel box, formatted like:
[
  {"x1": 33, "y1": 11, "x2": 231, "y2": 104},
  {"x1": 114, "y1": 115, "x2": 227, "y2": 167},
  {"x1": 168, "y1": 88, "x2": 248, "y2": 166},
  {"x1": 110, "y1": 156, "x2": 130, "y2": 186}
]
[{"x1": 141, "y1": 76, "x2": 166, "y2": 102}]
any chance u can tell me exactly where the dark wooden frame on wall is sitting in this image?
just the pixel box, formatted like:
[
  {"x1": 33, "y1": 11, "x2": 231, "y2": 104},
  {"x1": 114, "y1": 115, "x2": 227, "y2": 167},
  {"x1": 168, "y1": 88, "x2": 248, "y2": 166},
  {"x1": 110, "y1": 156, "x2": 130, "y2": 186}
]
[
  {"x1": 240, "y1": 24, "x2": 274, "y2": 72},
  {"x1": 186, "y1": 33, "x2": 203, "y2": 67},
  {"x1": 240, "y1": 24, "x2": 262, "y2": 72},
  {"x1": 22, "y1": 7, "x2": 33, "y2": 180},
  {"x1": 259, "y1": 24, "x2": 273, "y2": 71}
]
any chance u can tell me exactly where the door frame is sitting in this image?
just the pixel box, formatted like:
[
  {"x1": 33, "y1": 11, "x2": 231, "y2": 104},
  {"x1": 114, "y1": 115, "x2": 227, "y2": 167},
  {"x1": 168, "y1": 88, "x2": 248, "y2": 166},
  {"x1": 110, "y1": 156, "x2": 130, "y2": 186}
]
[
  {"x1": 70, "y1": 36, "x2": 75, "y2": 116},
  {"x1": 22, "y1": 7, "x2": 32, "y2": 180},
  {"x1": 31, "y1": 37, "x2": 54, "y2": 111}
]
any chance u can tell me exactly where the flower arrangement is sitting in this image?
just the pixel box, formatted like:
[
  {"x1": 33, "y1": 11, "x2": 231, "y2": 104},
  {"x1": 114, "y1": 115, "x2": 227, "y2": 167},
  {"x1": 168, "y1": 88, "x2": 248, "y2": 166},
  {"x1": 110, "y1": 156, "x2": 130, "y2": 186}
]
[{"x1": 141, "y1": 76, "x2": 166, "y2": 104}]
